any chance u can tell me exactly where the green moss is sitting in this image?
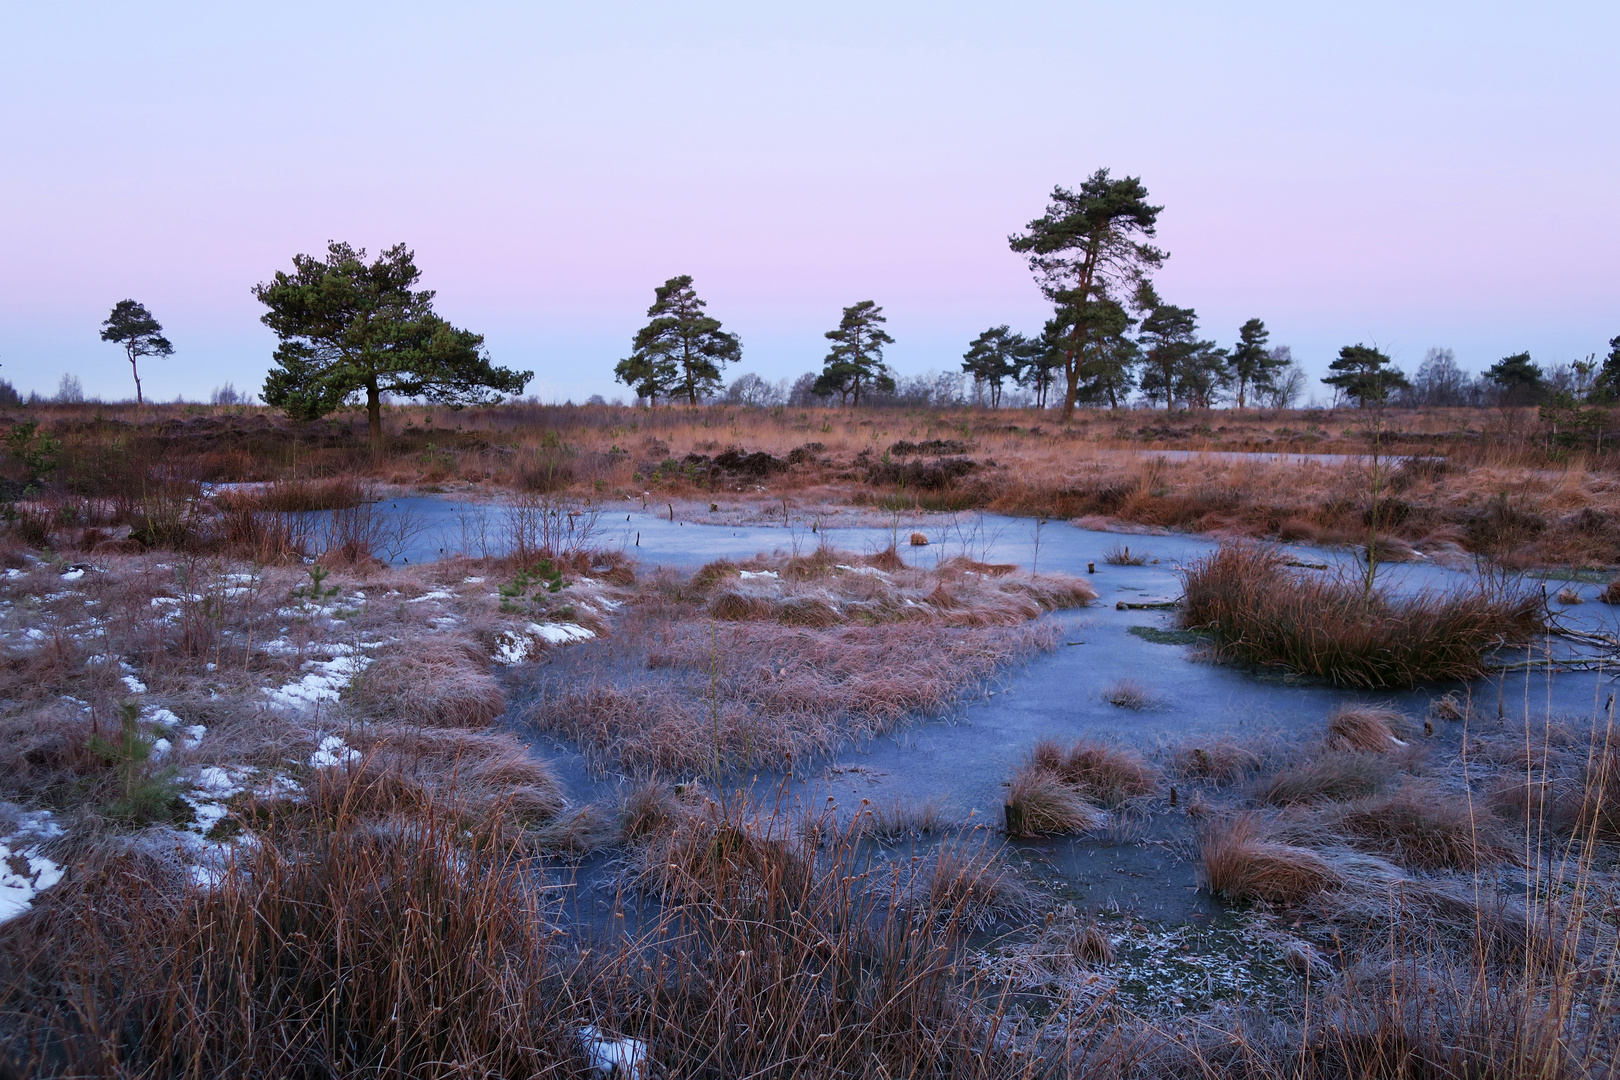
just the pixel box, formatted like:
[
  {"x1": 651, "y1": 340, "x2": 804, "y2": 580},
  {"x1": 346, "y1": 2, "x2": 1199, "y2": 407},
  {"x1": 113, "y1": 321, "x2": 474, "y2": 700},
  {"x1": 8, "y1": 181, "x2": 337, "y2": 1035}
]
[{"x1": 1128, "y1": 625, "x2": 1208, "y2": 646}]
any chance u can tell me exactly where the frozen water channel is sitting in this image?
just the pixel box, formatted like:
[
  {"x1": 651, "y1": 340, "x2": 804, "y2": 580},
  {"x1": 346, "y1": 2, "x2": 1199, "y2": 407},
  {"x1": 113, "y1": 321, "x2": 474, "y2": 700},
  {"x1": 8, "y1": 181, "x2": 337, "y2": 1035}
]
[{"x1": 368, "y1": 495, "x2": 1617, "y2": 823}]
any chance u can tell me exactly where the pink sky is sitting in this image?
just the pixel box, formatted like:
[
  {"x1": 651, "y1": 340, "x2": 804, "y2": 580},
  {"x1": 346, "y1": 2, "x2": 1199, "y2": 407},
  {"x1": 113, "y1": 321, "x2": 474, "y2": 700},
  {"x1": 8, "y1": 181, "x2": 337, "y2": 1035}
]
[{"x1": 2, "y1": 1, "x2": 1615, "y2": 402}]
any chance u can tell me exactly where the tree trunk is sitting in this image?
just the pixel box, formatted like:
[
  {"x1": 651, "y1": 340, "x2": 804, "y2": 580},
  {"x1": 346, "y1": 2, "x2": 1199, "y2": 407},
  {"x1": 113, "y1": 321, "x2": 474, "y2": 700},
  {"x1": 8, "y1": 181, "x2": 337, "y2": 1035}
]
[
  {"x1": 367, "y1": 382, "x2": 382, "y2": 449},
  {"x1": 128, "y1": 348, "x2": 143, "y2": 406}
]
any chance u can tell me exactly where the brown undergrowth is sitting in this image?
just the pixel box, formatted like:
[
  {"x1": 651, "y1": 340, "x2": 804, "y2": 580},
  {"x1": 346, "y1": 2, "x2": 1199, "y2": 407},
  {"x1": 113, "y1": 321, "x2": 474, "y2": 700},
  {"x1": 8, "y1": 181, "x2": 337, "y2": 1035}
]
[{"x1": 12, "y1": 400, "x2": 1620, "y2": 569}]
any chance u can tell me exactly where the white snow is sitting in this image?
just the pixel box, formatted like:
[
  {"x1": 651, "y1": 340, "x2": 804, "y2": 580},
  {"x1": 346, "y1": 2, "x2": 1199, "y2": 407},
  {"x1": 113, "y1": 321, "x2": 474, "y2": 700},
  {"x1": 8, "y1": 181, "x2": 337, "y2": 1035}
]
[
  {"x1": 578, "y1": 1027, "x2": 648, "y2": 1079},
  {"x1": 462, "y1": 576, "x2": 486, "y2": 584},
  {"x1": 59, "y1": 569, "x2": 85, "y2": 582},
  {"x1": 4, "y1": 568, "x2": 23, "y2": 580},
  {"x1": 739, "y1": 570, "x2": 779, "y2": 580},
  {"x1": 0, "y1": 839, "x2": 63, "y2": 925},
  {"x1": 492, "y1": 622, "x2": 595, "y2": 665},
  {"x1": 262, "y1": 651, "x2": 371, "y2": 710},
  {"x1": 837, "y1": 564, "x2": 890, "y2": 579},
  {"x1": 407, "y1": 589, "x2": 454, "y2": 603},
  {"x1": 122, "y1": 674, "x2": 147, "y2": 694},
  {"x1": 308, "y1": 734, "x2": 360, "y2": 769}
]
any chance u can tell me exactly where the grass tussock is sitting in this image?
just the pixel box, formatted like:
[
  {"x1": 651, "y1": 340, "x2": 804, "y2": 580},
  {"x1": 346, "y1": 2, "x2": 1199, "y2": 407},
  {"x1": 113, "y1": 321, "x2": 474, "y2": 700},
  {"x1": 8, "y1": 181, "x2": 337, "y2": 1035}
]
[
  {"x1": 1333, "y1": 782, "x2": 1516, "y2": 870},
  {"x1": 1171, "y1": 740, "x2": 1264, "y2": 785},
  {"x1": 1028, "y1": 738, "x2": 1162, "y2": 807},
  {"x1": 1181, "y1": 543, "x2": 1542, "y2": 688},
  {"x1": 1258, "y1": 751, "x2": 1398, "y2": 806},
  {"x1": 1325, "y1": 703, "x2": 1410, "y2": 752},
  {"x1": 358, "y1": 638, "x2": 506, "y2": 728},
  {"x1": 1102, "y1": 678, "x2": 1157, "y2": 710},
  {"x1": 1600, "y1": 577, "x2": 1620, "y2": 604},
  {"x1": 1004, "y1": 768, "x2": 1106, "y2": 836},
  {"x1": 1200, "y1": 813, "x2": 1343, "y2": 904},
  {"x1": 1102, "y1": 542, "x2": 1148, "y2": 565}
]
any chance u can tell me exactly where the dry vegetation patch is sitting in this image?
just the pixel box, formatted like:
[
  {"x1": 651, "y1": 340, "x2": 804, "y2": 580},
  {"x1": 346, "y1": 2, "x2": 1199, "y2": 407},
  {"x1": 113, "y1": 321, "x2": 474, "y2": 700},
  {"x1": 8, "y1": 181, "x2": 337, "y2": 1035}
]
[
  {"x1": 1182, "y1": 543, "x2": 1542, "y2": 688},
  {"x1": 527, "y1": 549, "x2": 1090, "y2": 776}
]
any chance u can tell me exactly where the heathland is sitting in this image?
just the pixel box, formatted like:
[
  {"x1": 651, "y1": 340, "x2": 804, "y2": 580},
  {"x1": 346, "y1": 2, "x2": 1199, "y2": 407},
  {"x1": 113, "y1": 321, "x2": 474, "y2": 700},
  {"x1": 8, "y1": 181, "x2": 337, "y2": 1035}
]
[{"x1": 1, "y1": 398, "x2": 1618, "y2": 1079}]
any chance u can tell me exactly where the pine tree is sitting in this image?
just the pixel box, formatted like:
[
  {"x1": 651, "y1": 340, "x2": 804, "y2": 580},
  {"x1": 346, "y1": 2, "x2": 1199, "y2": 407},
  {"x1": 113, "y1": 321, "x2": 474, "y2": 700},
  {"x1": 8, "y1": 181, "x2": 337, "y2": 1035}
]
[
  {"x1": 616, "y1": 276, "x2": 741, "y2": 405},
  {"x1": 255, "y1": 242, "x2": 527, "y2": 446},
  {"x1": 1322, "y1": 344, "x2": 1410, "y2": 406},
  {"x1": 100, "y1": 300, "x2": 173, "y2": 406},
  {"x1": 1008, "y1": 170, "x2": 1166, "y2": 419},
  {"x1": 814, "y1": 301, "x2": 895, "y2": 407}
]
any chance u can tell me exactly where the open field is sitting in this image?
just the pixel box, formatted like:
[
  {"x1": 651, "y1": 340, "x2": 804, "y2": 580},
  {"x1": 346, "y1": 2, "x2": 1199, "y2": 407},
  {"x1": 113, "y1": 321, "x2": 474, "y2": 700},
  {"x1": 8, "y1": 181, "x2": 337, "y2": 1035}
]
[
  {"x1": 9, "y1": 399, "x2": 1620, "y2": 571},
  {"x1": 1, "y1": 400, "x2": 1619, "y2": 1077}
]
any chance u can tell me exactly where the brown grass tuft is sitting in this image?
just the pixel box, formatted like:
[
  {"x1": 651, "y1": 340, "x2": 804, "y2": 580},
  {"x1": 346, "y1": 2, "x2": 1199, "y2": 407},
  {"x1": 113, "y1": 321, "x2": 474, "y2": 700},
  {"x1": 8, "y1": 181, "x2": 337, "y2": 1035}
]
[
  {"x1": 359, "y1": 638, "x2": 506, "y2": 728},
  {"x1": 1258, "y1": 752, "x2": 1397, "y2": 806},
  {"x1": 1200, "y1": 813, "x2": 1342, "y2": 904},
  {"x1": 1599, "y1": 577, "x2": 1620, "y2": 604},
  {"x1": 1102, "y1": 543, "x2": 1148, "y2": 566},
  {"x1": 1171, "y1": 740, "x2": 1263, "y2": 784},
  {"x1": 1181, "y1": 543, "x2": 1542, "y2": 688},
  {"x1": 1325, "y1": 704, "x2": 1410, "y2": 752},
  {"x1": 1334, "y1": 782, "x2": 1516, "y2": 870},
  {"x1": 1102, "y1": 678, "x2": 1156, "y2": 710},
  {"x1": 1004, "y1": 769, "x2": 1105, "y2": 836},
  {"x1": 1028, "y1": 738, "x2": 1162, "y2": 807}
]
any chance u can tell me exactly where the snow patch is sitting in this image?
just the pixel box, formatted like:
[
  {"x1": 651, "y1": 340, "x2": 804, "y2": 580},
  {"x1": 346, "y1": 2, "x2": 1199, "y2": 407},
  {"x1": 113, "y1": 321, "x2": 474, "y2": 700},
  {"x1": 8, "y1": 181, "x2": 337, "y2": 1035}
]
[
  {"x1": 837, "y1": 564, "x2": 891, "y2": 579},
  {"x1": 122, "y1": 674, "x2": 147, "y2": 695},
  {"x1": 262, "y1": 651, "x2": 371, "y2": 710},
  {"x1": 578, "y1": 1027, "x2": 648, "y2": 1079},
  {"x1": 491, "y1": 622, "x2": 596, "y2": 665},
  {"x1": 739, "y1": 570, "x2": 779, "y2": 580},
  {"x1": 309, "y1": 733, "x2": 360, "y2": 769},
  {"x1": 407, "y1": 589, "x2": 454, "y2": 604},
  {"x1": 59, "y1": 569, "x2": 85, "y2": 582}
]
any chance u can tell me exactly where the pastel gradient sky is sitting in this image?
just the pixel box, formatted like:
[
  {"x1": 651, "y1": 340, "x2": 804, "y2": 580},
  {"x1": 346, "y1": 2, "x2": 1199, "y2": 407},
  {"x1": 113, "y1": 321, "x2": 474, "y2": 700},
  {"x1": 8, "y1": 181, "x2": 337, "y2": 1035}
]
[{"x1": 3, "y1": 1, "x2": 1616, "y2": 403}]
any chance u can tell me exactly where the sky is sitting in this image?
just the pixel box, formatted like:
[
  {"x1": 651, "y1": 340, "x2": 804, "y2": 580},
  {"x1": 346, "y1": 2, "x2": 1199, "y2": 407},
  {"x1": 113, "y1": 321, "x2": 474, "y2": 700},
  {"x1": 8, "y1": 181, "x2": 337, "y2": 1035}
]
[{"x1": 2, "y1": 1, "x2": 1616, "y2": 404}]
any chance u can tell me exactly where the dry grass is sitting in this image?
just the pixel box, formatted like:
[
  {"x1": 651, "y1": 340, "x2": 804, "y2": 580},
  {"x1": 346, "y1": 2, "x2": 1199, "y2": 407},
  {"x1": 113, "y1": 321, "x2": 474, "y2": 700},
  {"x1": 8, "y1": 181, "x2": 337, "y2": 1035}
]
[
  {"x1": 1324, "y1": 703, "x2": 1411, "y2": 752},
  {"x1": 527, "y1": 549, "x2": 1084, "y2": 777},
  {"x1": 1200, "y1": 813, "x2": 1343, "y2": 904},
  {"x1": 1258, "y1": 752, "x2": 1398, "y2": 806},
  {"x1": 357, "y1": 638, "x2": 507, "y2": 728},
  {"x1": 1170, "y1": 740, "x2": 1264, "y2": 785},
  {"x1": 1181, "y1": 543, "x2": 1543, "y2": 688},
  {"x1": 858, "y1": 795, "x2": 947, "y2": 842},
  {"x1": 1004, "y1": 769, "x2": 1106, "y2": 836},
  {"x1": 1601, "y1": 577, "x2": 1620, "y2": 604},
  {"x1": 1102, "y1": 542, "x2": 1148, "y2": 566},
  {"x1": 1027, "y1": 738, "x2": 1163, "y2": 806},
  {"x1": 16, "y1": 398, "x2": 1620, "y2": 567},
  {"x1": 1332, "y1": 782, "x2": 1516, "y2": 870},
  {"x1": 1102, "y1": 678, "x2": 1157, "y2": 710}
]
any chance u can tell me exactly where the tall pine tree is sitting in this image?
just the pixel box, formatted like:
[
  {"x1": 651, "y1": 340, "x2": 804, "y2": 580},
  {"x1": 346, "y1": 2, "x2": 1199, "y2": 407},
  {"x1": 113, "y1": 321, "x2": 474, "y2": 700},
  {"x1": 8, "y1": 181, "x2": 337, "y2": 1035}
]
[
  {"x1": 814, "y1": 301, "x2": 895, "y2": 407},
  {"x1": 616, "y1": 276, "x2": 741, "y2": 405},
  {"x1": 1009, "y1": 170, "x2": 1166, "y2": 419}
]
